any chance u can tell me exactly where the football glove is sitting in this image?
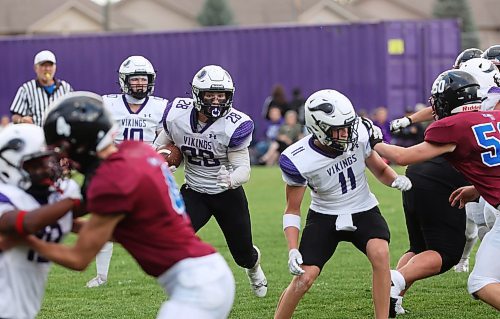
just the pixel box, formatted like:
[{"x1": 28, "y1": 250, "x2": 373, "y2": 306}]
[
  {"x1": 169, "y1": 165, "x2": 177, "y2": 173},
  {"x1": 390, "y1": 116, "x2": 412, "y2": 133},
  {"x1": 216, "y1": 165, "x2": 232, "y2": 189},
  {"x1": 361, "y1": 117, "x2": 384, "y2": 148},
  {"x1": 391, "y1": 175, "x2": 412, "y2": 192},
  {"x1": 288, "y1": 248, "x2": 305, "y2": 276}
]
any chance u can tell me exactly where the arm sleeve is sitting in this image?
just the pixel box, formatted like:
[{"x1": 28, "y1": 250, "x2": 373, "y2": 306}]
[
  {"x1": 227, "y1": 148, "x2": 251, "y2": 188},
  {"x1": 86, "y1": 172, "x2": 136, "y2": 215},
  {"x1": 279, "y1": 153, "x2": 307, "y2": 186},
  {"x1": 424, "y1": 120, "x2": 458, "y2": 145},
  {"x1": 10, "y1": 86, "x2": 28, "y2": 116}
]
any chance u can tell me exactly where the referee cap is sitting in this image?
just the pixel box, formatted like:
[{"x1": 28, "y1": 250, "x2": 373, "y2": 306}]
[{"x1": 34, "y1": 50, "x2": 56, "y2": 65}]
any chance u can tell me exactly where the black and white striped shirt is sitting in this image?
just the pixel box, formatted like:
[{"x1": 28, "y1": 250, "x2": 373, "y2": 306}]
[{"x1": 10, "y1": 79, "x2": 73, "y2": 126}]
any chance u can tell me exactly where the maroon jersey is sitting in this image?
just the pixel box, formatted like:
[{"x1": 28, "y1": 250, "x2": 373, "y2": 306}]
[
  {"x1": 87, "y1": 141, "x2": 215, "y2": 277},
  {"x1": 425, "y1": 111, "x2": 500, "y2": 207}
]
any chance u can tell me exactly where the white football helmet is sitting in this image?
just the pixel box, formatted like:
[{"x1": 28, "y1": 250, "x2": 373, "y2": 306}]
[
  {"x1": 0, "y1": 124, "x2": 54, "y2": 190},
  {"x1": 192, "y1": 65, "x2": 234, "y2": 119},
  {"x1": 459, "y1": 58, "x2": 500, "y2": 94},
  {"x1": 304, "y1": 89, "x2": 358, "y2": 151},
  {"x1": 118, "y1": 56, "x2": 156, "y2": 99}
]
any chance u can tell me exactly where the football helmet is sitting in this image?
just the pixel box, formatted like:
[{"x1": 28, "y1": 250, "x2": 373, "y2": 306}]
[
  {"x1": 192, "y1": 65, "x2": 234, "y2": 119},
  {"x1": 430, "y1": 70, "x2": 482, "y2": 120},
  {"x1": 453, "y1": 48, "x2": 483, "y2": 69},
  {"x1": 481, "y1": 45, "x2": 500, "y2": 67},
  {"x1": 459, "y1": 58, "x2": 500, "y2": 91},
  {"x1": 304, "y1": 89, "x2": 358, "y2": 151},
  {"x1": 0, "y1": 124, "x2": 57, "y2": 190},
  {"x1": 43, "y1": 91, "x2": 117, "y2": 174},
  {"x1": 118, "y1": 56, "x2": 156, "y2": 99}
]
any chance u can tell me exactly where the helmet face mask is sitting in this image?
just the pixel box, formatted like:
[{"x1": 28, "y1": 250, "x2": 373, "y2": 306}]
[
  {"x1": 118, "y1": 56, "x2": 156, "y2": 100},
  {"x1": 430, "y1": 70, "x2": 482, "y2": 120},
  {"x1": 192, "y1": 65, "x2": 234, "y2": 119},
  {"x1": 304, "y1": 89, "x2": 359, "y2": 152}
]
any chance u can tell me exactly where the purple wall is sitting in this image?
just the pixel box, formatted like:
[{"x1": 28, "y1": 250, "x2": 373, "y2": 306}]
[{"x1": 0, "y1": 20, "x2": 459, "y2": 139}]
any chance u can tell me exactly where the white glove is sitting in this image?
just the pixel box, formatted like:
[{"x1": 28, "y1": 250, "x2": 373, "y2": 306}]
[
  {"x1": 288, "y1": 248, "x2": 305, "y2": 276},
  {"x1": 390, "y1": 117, "x2": 412, "y2": 133},
  {"x1": 216, "y1": 165, "x2": 232, "y2": 189},
  {"x1": 391, "y1": 175, "x2": 412, "y2": 192},
  {"x1": 169, "y1": 165, "x2": 177, "y2": 173},
  {"x1": 59, "y1": 179, "x2": 83, "y2": 201}
]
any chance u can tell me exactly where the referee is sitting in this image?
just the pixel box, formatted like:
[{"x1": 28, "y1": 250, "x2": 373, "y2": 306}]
[{"x1": 10, "y1": 50, "x2": 73, "y2": 126}]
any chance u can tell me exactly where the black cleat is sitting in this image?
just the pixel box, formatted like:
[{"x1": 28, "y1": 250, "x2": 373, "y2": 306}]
[{"x1": 389, "y1": 296, "x2": 398, "y2": 318}]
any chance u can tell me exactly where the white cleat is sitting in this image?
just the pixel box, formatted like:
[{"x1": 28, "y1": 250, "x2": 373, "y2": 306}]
[
  {"x1": 85, "y1": 275, "x2": 107, "y2": 288},
  {"x1": 454, "y1": 258, "x2": 470, "y2": 273},
  {"x1": 245, "y1": 246, "x2": 268, "y2": 298},
  {"x1": 395, "y1": 296, "x2": 407, "y2": 315}
]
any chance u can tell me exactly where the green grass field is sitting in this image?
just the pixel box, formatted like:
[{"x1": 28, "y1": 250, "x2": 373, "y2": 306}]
[{"x1": 39, "y1": 166, "x2": 496, "y2": 318}]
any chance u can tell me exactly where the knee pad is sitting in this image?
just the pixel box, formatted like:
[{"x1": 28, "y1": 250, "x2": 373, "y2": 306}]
[
  {"x1": 466, "y1": 201, "x2": 486, "y2": 226},
  {"x1": 464, "y1": 218, "x2": 478, "y2": 240},
  {"x1": 439, "y1": 252, "x2": 462, "y2": 274}
]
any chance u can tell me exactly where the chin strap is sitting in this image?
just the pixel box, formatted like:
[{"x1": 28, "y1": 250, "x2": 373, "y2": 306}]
[{"x1": 125, "y1": 94, "x2": 146, "y2": 105}]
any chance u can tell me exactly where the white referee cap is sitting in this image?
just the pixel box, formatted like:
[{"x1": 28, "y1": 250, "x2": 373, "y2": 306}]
[{"x1": 34, "y1": 50, "x2": 56, "y2": 65}]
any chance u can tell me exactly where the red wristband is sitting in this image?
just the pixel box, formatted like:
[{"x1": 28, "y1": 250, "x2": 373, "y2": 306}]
[
  {"x1": 15, "y1": 210, "x2": 27, "y2": 236},
  {"x1": 72, "y1": 199, "x2": 81, "y2": 209}
]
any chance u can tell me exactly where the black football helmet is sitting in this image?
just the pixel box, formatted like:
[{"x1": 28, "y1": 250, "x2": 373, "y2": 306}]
[
  {"x1": 429, "y1": 70, "x2": 482, "y2": 120},
  {"x1": 43, "y1": 91, "x2": 116, "y2": 174},
  {"x1": 453, "y1": 48, "x2": 483, "y2": 69},
  {"x1": 482, "y1": 45, "x2": 500, "y2": 68}
]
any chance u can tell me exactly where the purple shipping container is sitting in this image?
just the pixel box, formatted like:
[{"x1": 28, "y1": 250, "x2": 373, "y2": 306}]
[{"x1": 0, "y1": 20, "x2": 459, "y2": 139}]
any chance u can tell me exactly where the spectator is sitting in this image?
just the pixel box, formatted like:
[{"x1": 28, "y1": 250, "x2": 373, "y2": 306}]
[
  {"x1": 391, "y1": 106, "x2": 424, "y2": 147},
  {"x1": 252, "y1": 106, "x2": 283, "y2": 164},
  {"x1": 10, "y1": 50, "x2": 73, "y2": 126},
  {"x1": 259, "y1": 110, "x2": 303, "y2": 166},
  {"x1": 372, "y1": 106, "x2": 391, "y2": 144},
  {"x1": 289, "y1": 87, "x2": 306, "y2": 124},
  {"x1": 0, "y1": 115, "x2": 10, "y2": 132},
  {"x1": 262, "y1": 84, "x2": 289, "y2": 119}
]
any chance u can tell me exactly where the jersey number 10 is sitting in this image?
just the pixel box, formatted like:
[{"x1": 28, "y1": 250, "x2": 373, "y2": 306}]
[{"x1": 123, "y1": 128, "x2": 144, "y2": 141}]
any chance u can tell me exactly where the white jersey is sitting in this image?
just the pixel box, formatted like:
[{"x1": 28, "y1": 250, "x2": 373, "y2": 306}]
[
  {"x1": 162, "y1": 97, "x2": 253, "y2": 194},
  {"x1": 0, "y1": 180, "x2": 75, "y2": 319},
  {"x1": 279, "y1": 119, "x2": 378, "y2": 215},
  {"x1": 480, "y1": 86, "x2": 500, "y2": 111},
  {"x1": 103, "y1": 94, "x2": 167, "y2": 145}
]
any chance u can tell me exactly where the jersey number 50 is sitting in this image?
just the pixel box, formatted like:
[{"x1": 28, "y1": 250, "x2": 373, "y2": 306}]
[{"x1": 472, "y1": 122, "x2": 500, "y2": 167}]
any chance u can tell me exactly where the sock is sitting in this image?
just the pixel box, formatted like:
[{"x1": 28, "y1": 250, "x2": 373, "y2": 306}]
[{"x1": 96, "y1": 241, "x2": 113, "y2": 279}]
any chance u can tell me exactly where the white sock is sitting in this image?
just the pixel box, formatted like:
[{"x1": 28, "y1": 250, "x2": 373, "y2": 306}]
[
  {"x1": 96, "y1": 242, "x2": 113, "y2": 279},
  {"x1": 390, "y1": 270, "x2": 406, "y2": 296}
]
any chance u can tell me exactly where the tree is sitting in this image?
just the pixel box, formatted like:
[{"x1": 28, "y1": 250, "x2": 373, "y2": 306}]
[
  {"x1": 197, "y1": 0, "x2": 234, "y2": 27},
  {"x1": 433, "y1": 0, "x2": 480, "y2": 50}
]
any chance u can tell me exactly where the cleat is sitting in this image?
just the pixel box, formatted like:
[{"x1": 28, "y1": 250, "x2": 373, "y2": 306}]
[
  {"x1": 245, "y1": 246, "x2": 268, "y2": 297},
  {"x1": 85, "y1": 275, "x2": 107, "y2": 288},
  {"x1": 389, "y1": 296, "x2": 398, "y2": 318},
  {"x1": 454, "y1": 258, "x2": 470, "y2": 273},
  {"x1": 395, "y1": 296, "x2": 407, "y2": 315}
]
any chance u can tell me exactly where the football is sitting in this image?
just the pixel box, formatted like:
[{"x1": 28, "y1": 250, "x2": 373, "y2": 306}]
[{"x1": 157, "y1": 144, "x2": 183, "y2": 168}]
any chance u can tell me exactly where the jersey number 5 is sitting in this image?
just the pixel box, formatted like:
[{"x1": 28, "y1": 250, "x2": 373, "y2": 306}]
[{"x1": 472, "y1": 122, "x2": 500, "y2": 167}]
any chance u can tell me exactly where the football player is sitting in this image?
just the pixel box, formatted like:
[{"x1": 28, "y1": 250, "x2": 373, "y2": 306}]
[
  {"x1": 28, "y1": 92, "x2": 235, "y2": 319},
  {"x1": 154, "y1": 65, "x2": 268, "y2": 298},
  {"x1": 273, "y1": 89, "x2": 412, "y2": 319},
  {"x1": 0, "y1": 124, "x2": 81, "y2": 319},
  {"x1": 371, "y1": 70, "x2": 500, "y2": 311},
  {"x1": 482, "y1": 45, "x2": 500, "y2": 70},
  {"x1": 86, "y1": 55, "x2": 168, "y2": 288},
  {"x1": 452, "y1": 48, "x2": 483, "y2": 69}
]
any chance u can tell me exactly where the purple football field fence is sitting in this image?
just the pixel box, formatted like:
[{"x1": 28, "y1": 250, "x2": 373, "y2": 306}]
[{"x1": 0, "y1": 19, "x2": 459, "y2": 139}]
